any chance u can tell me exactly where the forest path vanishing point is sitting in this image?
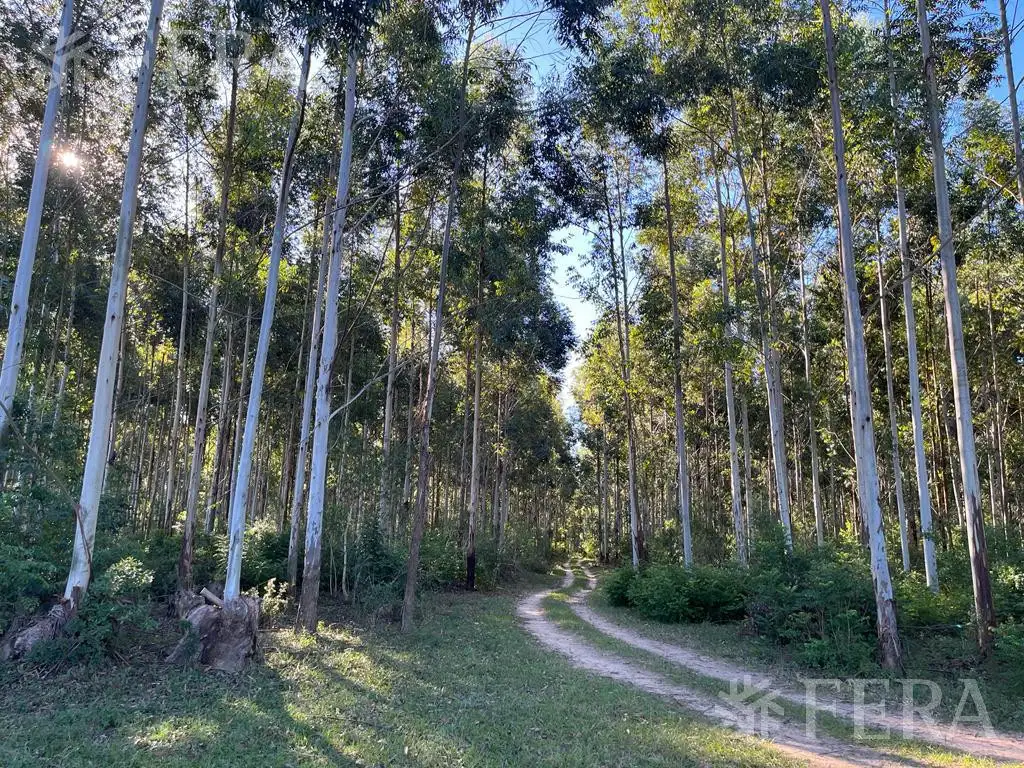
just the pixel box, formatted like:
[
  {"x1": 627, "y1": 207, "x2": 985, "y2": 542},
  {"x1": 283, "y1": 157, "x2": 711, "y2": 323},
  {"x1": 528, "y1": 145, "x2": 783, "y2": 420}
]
[{"x1": 518, "y1": 565, "x2": 1024, "y2": 768}]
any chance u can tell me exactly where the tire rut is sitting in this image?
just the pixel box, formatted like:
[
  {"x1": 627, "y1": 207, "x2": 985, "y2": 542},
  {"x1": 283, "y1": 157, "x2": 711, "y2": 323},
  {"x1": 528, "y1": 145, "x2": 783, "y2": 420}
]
[
  {"x1": 569, "y1": 564, "x2": 1024, "y2": 765},
  {"x1": 518, "y1": 567, "x2": 925, "y2": 767}
]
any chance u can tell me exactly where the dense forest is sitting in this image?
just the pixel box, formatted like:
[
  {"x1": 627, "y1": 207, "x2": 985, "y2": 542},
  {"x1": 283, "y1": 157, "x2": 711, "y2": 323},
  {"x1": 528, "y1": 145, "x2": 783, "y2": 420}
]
[{"x1": 2, "y1": 0, "x2": 1024, "y2": 734}]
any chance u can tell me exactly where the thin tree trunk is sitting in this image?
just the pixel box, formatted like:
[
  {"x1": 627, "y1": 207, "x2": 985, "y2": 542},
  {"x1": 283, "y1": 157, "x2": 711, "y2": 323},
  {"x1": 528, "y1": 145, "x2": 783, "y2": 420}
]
[
  {"x1": 663, "y1": 155, "x2": 693, "y2": 567},
  {"x1": 401, "y1": 11, "x2": 476, "y2": 632},
  {"x1": 204, "y1": 318, "x2": 234, "y2": 533},
  {"x1": 821, "y1": 0, "x2": 901, "y2": 669},
  {"x1": 180, "y1": 60, "x2": 239, "y2": 591},
  {"x1": 288, "y1": 196, "x2": 331, "y2": 588},
  {"x1": 917, "y1": 0, "x2": 996, "y2": 653},
  {"x1": 224, "y1": 36, "x2": 311, "y2": 601},
  {"x1": 466, "y1": 153, "x2": 487, "y2": 590},
  {"x1": 884, "y1": 0, "x2": 938, "y2": 590},
  {"x1": 723, "y1": 71, "x2": 792, "y2": 548},
  {"x1": 298, "y1": 48, "x2": 357, "y2": 633},
  {"x1": 876, "y1": 232, "x2": 911, "y2": 572},
  {"x1": 714, "y1": 164, "x2": 747, "y2": 563},
  {"x1": 164, "y1": 146, "x2": 190, "y2": 530},
  {"x1": 379, "y1": 166, "x2": 402, "y2": 535},
  {"x1": 0, "y1": 0, "x2": 74, "y2": 440},
  {"x1": 998, "y1": 0, "x2": 1024, "y2": 205},
  {"x1": 65, "y1": 0, "x2": 162, "y2": 604}
]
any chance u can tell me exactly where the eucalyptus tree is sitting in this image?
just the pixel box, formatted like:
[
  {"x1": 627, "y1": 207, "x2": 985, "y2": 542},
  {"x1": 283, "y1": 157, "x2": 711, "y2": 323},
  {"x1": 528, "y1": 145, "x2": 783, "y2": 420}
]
[
  {"x1": 820, "y1": 0, "x2": 901, "y2": 669},
  {"x1": 224, "y1": 0, "x2": 323, "y2": 604},
  {"x1": 66, "y1": 0, "x2": 165, "y2": 606},
  {"x1": 915, "y1": 0, "x2": 996, "y2": 653},
  {"x1": 0, "y1": 0, "x2": 74, "y2": 441}
]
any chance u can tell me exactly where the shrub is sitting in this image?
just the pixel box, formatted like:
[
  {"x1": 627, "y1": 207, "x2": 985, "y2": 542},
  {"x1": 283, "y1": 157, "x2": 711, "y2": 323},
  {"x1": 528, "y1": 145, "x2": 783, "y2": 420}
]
[
  {"x1": 604, "y1": 567, "x2": 636, "y2": 607},
  {"x1": 0, "y1": 542, "x2": 60, "y2": 633},
  {"x1": 30, "y1": 556, "x2": 157, "y2": 665}
]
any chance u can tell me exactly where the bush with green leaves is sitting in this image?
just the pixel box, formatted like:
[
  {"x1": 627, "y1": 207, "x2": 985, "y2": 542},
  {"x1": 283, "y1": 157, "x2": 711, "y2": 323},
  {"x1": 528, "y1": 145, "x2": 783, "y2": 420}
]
[{"x1": 29, "y1": 556, "x2": 157, "y2": 665}]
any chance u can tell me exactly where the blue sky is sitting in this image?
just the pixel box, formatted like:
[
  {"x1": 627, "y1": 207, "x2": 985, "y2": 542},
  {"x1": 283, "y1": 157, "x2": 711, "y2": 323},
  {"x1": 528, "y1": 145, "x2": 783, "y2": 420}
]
[{"x1": 487, "y1": 0, "x2": 1024, "y2": 417}]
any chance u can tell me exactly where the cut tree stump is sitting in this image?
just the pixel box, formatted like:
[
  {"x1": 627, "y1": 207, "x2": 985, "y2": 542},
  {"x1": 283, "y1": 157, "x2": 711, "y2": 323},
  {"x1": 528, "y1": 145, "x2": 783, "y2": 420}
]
[
  {"x1": 1, "y1": 595, "x2": 76, "y2": 661},
  {"x1": 167, "y1": 593, "x2": 260, "y2": 672}
]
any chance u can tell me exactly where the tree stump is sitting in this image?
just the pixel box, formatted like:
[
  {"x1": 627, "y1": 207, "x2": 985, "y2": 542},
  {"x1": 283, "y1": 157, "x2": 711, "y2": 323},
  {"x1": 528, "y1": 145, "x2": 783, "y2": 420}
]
[
  {"x1": 1, "y1": 596, "x2": 76, "y2": 661},
  {"x1": 167, "y1": 594, "x2": 260, "y2": 672}
]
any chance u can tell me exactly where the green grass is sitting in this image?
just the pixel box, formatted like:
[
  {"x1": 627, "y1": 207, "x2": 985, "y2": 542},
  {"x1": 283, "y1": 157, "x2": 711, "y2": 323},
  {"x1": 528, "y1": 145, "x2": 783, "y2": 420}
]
[
  {"x1": 0, "y1": 574, "x2": 809, "y2": 768},
  {"x1": 579, "y1": 566, "x2": 1024, "y2": 750}
]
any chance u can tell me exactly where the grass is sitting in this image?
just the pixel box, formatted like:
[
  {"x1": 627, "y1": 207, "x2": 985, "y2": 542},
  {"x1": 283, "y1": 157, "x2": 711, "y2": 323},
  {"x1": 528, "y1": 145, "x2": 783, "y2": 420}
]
[
  {"x1": 0, "y1": 572, "x2": 809, "y2": 768},
  {"x1": 576, "y1": 565, "x2": 1024, "y2": 750}
]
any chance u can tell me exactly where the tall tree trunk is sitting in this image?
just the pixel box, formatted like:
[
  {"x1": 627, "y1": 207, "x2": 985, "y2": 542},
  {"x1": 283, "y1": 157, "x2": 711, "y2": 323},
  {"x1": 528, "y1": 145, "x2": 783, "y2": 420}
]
[
  {"x1": 821, "y1": 0, "x2": 901, "y2": 669},
  {"x1": 663, "y1": 155, "x2": 693, "y2": 567},
  {"x1": 379, "y1": 167, "x2": 402, "y2": 535},
  {"x1": 205, "y1": 318, "x2": 234, "y2": 533},
  {"x1": 916, "y1": 0, "x2": 996, "y2": 653},
  {"x1": 798, "y1": 258, "x2": 825, "y2": 547},
  {"x1": 884, "y1": 0, "x2": 939, "y2": 589},
  {"x1": 0, "y1": 0, "x2": 74, "y2": 441},
  {"x1": 164, "y1": 145, "x2": 190, "y2": 530},
  {"x1": 723, "y1": 67, "x2": 792, "y2": 548},
  {"x1": 298, "y1": 47, "x2": 358, "y2": 633},
  {"x1": 466, "y1": 152, "x2": 487, "y2": 590},
  {"x1": 876, "y1": 234, "x2": 911, "y2": 571},
  {"x1": 714, "y1": 164, "x2": 747, "y2": 564},
  {"x1": 998, "y1": 0, "x2": 1024, "y2": 205},
  {"x1": 400, "y1": 11, "x2": 476, "y2": 632},
  {"x1": 179, "y1": 60, "x2": 239, "y2": 591},
  {"x1": 288, "y1": 196, "x2": 332, "y2": 588},
  {"x1": 65, "y1": 0, "x2": 162, "y2": 605},
  {"x1": 224, "y1": 36, "x2": 312, "y2": 601}
]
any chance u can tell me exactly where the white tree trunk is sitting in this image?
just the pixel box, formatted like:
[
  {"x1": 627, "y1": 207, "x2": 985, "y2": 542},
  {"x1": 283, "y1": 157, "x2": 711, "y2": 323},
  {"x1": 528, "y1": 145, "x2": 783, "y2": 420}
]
[
  {"x1": 378, "y1": 176, "x2": 402, "y2": 534},
  {"x1": 223, "y1": 36, "x2": 312, "y2": 601},
  {"x1": 821, "y1": 0, "x2": 901, "y2": 669},
  {"x1": 725, "y1": 87, "x2": 793, "y2": 548},
  {"x1": 714, "y1": 166, "x2": 747, "y2": 564},
  {"x1": 876, "y1": 244, "x2": 911, "y2": 571},
  {"x1": 884, "y1": 0, "x2": 938, "y2": 590},
  {"x1": 798, "y1": 259, "x2": 825, "y2": 547},
  {"x1": 0, "y1": 0, "x2": 74, "y2": 440},
  {"x1": 916, "y1": 0, "x2": 995, "y2": 652},
  {"x1": 288, "y1": 198, "x2": 330, "y2": 588},
  {"x1": 179, "y1": 63, "x2": 239, "y2": 590},
  {"x1": 298, "y1": 48, "x2": 357, "y2": 632},
  {"x1": 663, "y1": 157, "x2": 692, "y2": 567},
  {"x1": 164, "y1": 145, "x2": 190, "y2": 530},
  {"x1": 401, "y1": 13, "x2": 476, "y2": 631},
  {"x1": 998, "y1": 0, "x2": 1024, "y2": 205},
  {"x1": 65, "y1": 0, "x2": 163, "y2": 604}
]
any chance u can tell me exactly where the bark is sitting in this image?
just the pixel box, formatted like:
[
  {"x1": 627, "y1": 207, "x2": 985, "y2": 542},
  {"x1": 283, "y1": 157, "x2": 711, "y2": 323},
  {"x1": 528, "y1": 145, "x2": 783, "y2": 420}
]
[
  {"x1": 884, "y1": 0, "x2": 938, "y2": 591},
  {"x1": 821, "y1": 0, "x2": 902, "y2": 670},
  {"x1": 378, "y1": 167, "x2": 402, "y2": 535},
  {"x1": 181, "y1": 61, "x2": 239, "y2": 590},
  {"x1": 714, "y1": 164, "x2": 747, "y2": 564},
  {"x1": 0, "y1": 0, "x2": 74, "y2": 441},
  {"x1": 797, "y1": 258, "x2": 825, "y2": 547},
  {"x1": 723, "y1": 68, "x2": 792, "y2": 548},
  {"x1": 876, "y1": 237, "x2": 911, "y2": 572},
  {"x1": 204, "y1": 319, "x2": 234, "y2": 534},
  {"x1": 298, "y1": 48, "x2": 358, "y2": 633},
  {"x1": 401, "y1": 12, "x2": 476, "y2": 632},
  {"x1": 224, "y1": 35, "x2": 312, "y2": 601},
  {"x1": 65, "y1": 0, "x2": 163, "y2": 604},
  {"x1": 663, "y1": 155, "x2": 693, "y2": 567},
  {"x1": 288, "y1": 196, "x2": 331, "y2": 588},
  {"x1": 916, "y1": 0, "x2": 996, "y2": 653},
  {"x1": 164, "y1": 151, "x2": 190, "y2": 530},
  {"x1": 466, "y1": 154, "x2": 487, "y2": 590},
  {"x1": 998, "y1": 0, "x2": 1024, "y2": 205}
]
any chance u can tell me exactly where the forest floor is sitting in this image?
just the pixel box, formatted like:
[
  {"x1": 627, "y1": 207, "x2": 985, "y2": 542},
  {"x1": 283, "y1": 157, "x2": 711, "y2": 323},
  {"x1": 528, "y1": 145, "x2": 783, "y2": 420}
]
[
  {"x1": 0, "y1": 571, "x2": 843, "y2": 768},
  {"x1": 528, "y1": 563, "x2": 1024, "y2": 768}
]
